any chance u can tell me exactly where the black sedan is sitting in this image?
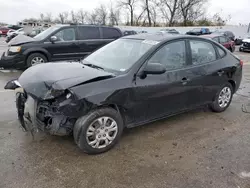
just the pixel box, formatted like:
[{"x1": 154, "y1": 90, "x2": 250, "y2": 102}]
[{"x1": 5, "y1": 34, "x2": 243, "y2": 154}]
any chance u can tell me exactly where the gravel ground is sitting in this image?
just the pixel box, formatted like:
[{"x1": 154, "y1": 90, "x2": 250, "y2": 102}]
[{"x1": 1, "y1": 37, "x2": 250, "y2": 188}]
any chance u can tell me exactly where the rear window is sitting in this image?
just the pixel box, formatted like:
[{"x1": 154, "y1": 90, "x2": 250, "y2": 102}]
[
  {"x1": 102, "y1": 27, "x2": 121, "y2": 39},
  {"x1": 78, "y1": 26, "x2": 100, "y2": 40}
]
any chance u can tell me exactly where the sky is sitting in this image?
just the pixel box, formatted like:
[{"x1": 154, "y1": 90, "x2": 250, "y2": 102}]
[{"x1": 0, "y1": 0, "x2": 249, "y2": 25}]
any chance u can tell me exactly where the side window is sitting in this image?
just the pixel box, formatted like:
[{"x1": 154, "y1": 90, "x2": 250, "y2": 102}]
[
  {"x1": 102, "y1": 28, "x2": 121, "y2": 39},
  {"x1": 190, "y1": 40, "x2": 216, "y2": 65},
  {"x1": 78, "y1": 26, "x2": 100, "y2": 40},
  {"x1": 219, "y1": 37, "x2": 227, "y2": 43},
  {"x1": 216, "y1": 46, "x2": 226, "y2": 57},
  {"x1": 54, "y1": 28, "x2": 75, "y2": 42},
  {"x1": 148, "y1": 40, "x2": 186, "y2": 70},
  {"x1": 213, "y1": 37, "x2": 219, "y2": 43}
]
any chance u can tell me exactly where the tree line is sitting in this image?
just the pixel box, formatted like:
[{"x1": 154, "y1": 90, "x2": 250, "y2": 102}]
[{"x1": 22, "y1": 0, "x2": 231, "y2": 27}]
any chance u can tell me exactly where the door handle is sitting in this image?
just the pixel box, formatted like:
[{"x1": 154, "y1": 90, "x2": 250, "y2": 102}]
[
  {"x1": 181, "y1": 77, "x2": 190, "y2": 85},
  {"x1": 217, "y1": 70, "x2": 224, "y2": 76}
]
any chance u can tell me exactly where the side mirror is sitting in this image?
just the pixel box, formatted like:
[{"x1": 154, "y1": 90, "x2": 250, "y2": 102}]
[
  {"x1": 139, "y1": 63, "x2": 166, "y2": 77},
  {"x1": 50, "y1": 36, "x2": 57, "y2": 43},
  {"x1": 4, "y1": 79, "x2": 21, "y2": 90}
]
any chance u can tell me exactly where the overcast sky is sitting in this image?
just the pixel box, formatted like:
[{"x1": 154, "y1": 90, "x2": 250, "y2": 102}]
[{"x1": 0, "y1": 0, "x2": 249, "y2": 25}]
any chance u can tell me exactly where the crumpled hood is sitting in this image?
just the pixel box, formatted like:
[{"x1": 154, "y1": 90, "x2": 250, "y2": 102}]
[
  {"x1": 18, "y1": 62, "x2": 114, "y2": 99},
  {"x1": 8, "y1": 34, "x2": 35, "y2": 46}
]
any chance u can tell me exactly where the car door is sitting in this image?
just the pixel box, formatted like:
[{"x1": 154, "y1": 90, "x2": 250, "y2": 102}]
[
  {"x1": 219, "y1": 36, "x2": 230, "y2": 50},
  {"x1": 134, "y1": 40, "x2": 204, "y2": 121},
  {"x1": 100, "y1": 27, "x2": 122, "y2": 45},
  {"x1": 76, "y1": 26, "x2": 105, "y2": 58},
  {"x1": 43, "y1": 27, "x2": 80, "y2": 61},
  {"x1": 189, "y1": 39, "x2": 227, "y2": 103}
]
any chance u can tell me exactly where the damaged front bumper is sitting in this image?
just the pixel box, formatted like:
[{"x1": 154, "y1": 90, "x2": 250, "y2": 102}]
[{"x1": 15, "y1": 88, "x2": 77, "y2": 137}]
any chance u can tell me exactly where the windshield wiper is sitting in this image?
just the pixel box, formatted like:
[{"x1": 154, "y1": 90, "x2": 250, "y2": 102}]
[{"x1": 83, "y1": 63, "x2": 104, "y2": 70}]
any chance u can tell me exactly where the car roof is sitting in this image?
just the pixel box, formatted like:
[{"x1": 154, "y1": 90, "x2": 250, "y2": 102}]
[
  {"x1": 201, "y1": 34, "x2": 224, "y2": 38},
  {"x1": 122, "y1": 33, "x2": 210, "y2": 42}
]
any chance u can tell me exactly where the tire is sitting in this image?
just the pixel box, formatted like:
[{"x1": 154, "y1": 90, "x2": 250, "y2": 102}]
[
  {"x1": 210, "y1": 83, "x2": 233, "y2": 113},
  {"x1": 73, "y1": 107, "x2": 124, "y2": 154},
  {"x1": 26, "y1": 53, "x2": 47, "y2": 68}
]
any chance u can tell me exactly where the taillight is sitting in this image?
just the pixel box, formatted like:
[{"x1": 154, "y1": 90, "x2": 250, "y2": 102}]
[{"x1": 240, "y1": 60, "x2": 243, "y2": 66}]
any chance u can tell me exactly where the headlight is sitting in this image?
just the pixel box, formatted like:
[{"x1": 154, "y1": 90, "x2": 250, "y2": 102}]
[{"x1": 9, "y1": 46, "x2": 21, "y2": 53}]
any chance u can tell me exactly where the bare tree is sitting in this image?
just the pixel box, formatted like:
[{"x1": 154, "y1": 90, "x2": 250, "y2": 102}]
[
  {"x1": 87, "y1": 11, "x2": 98, "y2": 24},
  {"x1": 141, "y1": 0, "x2": 152, "y2": 26},
  {"x1": 96, "y1": 4, "x2": 108, "y2": 25},
  {"x1": 179, "y1": 0, "x2": 207, "y2": 26},
  {"x1": 160, "y1": 0, "x2": 179, "y2": 26},
  {"x1": 58, "y1": 11, "x2": 69, "y2": 24},
  {"x1": 119, "y1": 0, "x2": 138, "y2": 26},
  {"x1": 40, "y1": 13, "x2": 44, "y2": 22},
  {"x1": 108, "y1": 2, "x2": 120, "y2": 25},
  {"x1": 44, "y1": 12, "x2": 53, "y2": 23},
  {"x1": 71, "y1": 10, "x2": 78, "y2": 23},
  {"x1": 77, "y1": 9, "x2": 87, "y2": 24}
]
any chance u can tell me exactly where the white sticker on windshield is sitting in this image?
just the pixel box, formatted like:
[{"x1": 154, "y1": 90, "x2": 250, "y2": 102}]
[{"x1": 142, "y1": 40, "x2": 159, "y2": 45}]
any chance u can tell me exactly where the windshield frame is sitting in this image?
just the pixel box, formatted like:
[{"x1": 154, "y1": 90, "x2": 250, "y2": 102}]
[{"x1": 83, "y1": 38, "x2": 159, "y2": 74}]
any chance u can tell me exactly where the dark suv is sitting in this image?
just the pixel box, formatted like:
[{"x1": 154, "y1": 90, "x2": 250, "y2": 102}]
[{"x1": 0, "y1": 24, "x2": 123, "y2": 69}]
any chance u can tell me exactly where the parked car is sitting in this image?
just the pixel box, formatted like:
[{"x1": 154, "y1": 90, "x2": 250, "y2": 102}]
[
  {"x1": 123, "y1": 30, "x2": 137, "y2": 36},
  {"x1": 7, "y1": 25, "x2": 22, "y2": 30},
  {"x1": 201, "y1": 34, "x2": 235, "y2": 52},
  {"x1": 5, "y1": 28, "x2": 25, "y2": 43},
  {"x1": 6, "y1": 29, "x2": 16, "y2": 37},
  {"x1": 186, "y1": 28, "x2": 212, "y2": 36},
  {"x1": 5, "y1": 34, "x2": 243, "y2": 154},
  {"x1": 239, "y1": 37, "x2": 250, "y2": 52},
  {"x1": 0, "y1": 24, "x2": 123, "y2": 69},
  {"x1": 159, "y1": 28, "x2": 179, "y2": 34},
  {"x1": 213, "y1": 30, "x2": 235, "y2": 41},
  {"x1": 138, "y1": 31, "x2": 147, "y2": 34},
  {"x1": 0, "y1": 27, "x2": 10, "y2": 36},
  {"x1": 236, "y1": 35, "x2": 250, "y2": 46}
]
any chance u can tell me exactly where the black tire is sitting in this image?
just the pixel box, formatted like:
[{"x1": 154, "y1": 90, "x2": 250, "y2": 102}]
[
  {"x1": 26, "y1": 53, "x2": 47, "y2": 68},
  {"x1": 73, "y1": 108, "x2": 124, "y2": 155},
  {"x1": 210, "y1": 83, "x2": 233, "y2": 113}
]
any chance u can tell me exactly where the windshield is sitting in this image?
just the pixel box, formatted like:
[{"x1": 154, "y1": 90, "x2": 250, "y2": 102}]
[
  {"x1": 84, "y1": 38, "x2": 157, "y2": 72},
  {"x1": 34, "y1": 26, "x2": 61, "y2": 40}
]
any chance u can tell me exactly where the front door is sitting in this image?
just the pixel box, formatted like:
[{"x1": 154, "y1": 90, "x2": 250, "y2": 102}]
[
  {"x1": 134, "y1": 40, "x2": 204, "y2": 121},
  {"x1": 44, "y1": 27, "x2": 80, "y2": 61}
]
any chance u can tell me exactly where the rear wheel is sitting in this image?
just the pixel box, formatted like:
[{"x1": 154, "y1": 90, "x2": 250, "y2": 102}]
[
  {"x1": 210, "y1": 83, "x2": 233, "y2": 112},
  {"x1": 73, "y1": 108, "x2": 124, "y2": 154},
  {"x1": 26, "y1": 53, "x2": 47, "y2": 67}
]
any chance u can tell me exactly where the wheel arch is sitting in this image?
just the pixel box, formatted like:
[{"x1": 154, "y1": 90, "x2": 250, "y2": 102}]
[
  {"x1": 23, "y1": 48, "x2": 51, "y2": 62},
  {"x1": 228, "y1": 80, "x2": 236, "y2": 93}
]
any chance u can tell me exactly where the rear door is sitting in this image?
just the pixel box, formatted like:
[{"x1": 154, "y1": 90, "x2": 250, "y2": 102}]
[
  {"x1": 188, "y1": 39, "x2": 228, "y2": 103},
  {"x1": 100, "y1": 27, "x2": 122, "y2": 45},
  {"x1": 76, "y1": 26, "x2": 102, "y2": 58},
  {"x1": 43, "y1": 27, "x2": 80, "y2": 61}
]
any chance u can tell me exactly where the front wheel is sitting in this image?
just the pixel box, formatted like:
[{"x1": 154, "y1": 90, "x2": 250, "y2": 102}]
[
  {"x1": 73, "y1": 108, "x2": 124, "y2": 154},
  {"x1": 210, "y1": 83, "x2": 233, "y2": 112},
  {"x1": 26, "y1": 53, "x2": 47, "y2": 67}
]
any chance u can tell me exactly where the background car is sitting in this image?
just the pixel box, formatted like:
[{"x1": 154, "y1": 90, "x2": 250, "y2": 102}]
[
  {"x1": 0, "y1": 27, "x2": 10, "y2": 36},
  {"x1": 0, "y1": 24, "x2": 123, "y2": 69},
  {"x1": 123, "y1": 30, "x2": 137, "y2": 36},
  {"x1": 213, "y1": 30, "x2": 235, "y2": 41},
  {"x1": 201, "y1": 34, "x2": 235, "y2": 52},
  {"x1": 5, "y1": 28, "x2": 25, "y2": 43},
  {"x1": 186, "y1": 28, "x2": 212, "y2": 35},
  {"x1": 159, "y1": 28, "x2": 179, "y2": 34}
]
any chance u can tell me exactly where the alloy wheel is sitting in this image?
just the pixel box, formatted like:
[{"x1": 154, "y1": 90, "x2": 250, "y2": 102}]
[
  {"x1": 218, "y1": 86, "x2": 232, "y2": 108},
  {"x1": 31, "y1": 57, "x2": 45, "y2": 66}
]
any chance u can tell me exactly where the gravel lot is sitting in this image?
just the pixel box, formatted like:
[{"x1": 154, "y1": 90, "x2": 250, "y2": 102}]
[{"x1": 1, "y1": 36, "x2": 250, "y2": 188}]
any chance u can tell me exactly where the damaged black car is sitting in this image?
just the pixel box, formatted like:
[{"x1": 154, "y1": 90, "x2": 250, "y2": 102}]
[{"x1": 5, "y1": 34, "x2": 242, "y2": 154}]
